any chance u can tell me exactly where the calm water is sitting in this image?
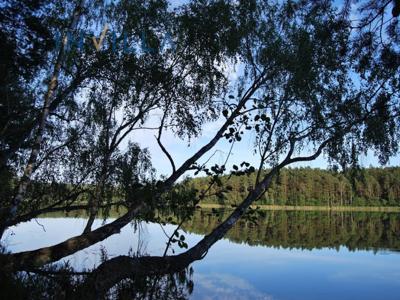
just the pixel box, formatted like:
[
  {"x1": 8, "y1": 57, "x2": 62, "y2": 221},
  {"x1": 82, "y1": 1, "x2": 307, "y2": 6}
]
[{"x1": 3, "y1": 209, "x2": 400, "y2": 300}]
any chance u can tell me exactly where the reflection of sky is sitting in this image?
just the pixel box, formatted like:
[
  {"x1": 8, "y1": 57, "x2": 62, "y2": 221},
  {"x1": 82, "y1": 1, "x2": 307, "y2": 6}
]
[
  {"x1": 4, "y1": 218, "x2": 400, "y2": 300},
  {"x1": 193, "y1": 240, "x2": 400, "y2": 300}
]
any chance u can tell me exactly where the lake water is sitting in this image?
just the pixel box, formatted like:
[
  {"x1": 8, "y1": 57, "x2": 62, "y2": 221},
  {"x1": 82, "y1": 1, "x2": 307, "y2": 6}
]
[{"x1": 3, "y1": 209, "x2": 400, "y2": 299}]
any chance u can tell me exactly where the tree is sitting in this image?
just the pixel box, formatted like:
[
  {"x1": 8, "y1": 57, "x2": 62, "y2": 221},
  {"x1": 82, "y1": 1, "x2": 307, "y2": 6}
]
[{"x1": 0, "y1": 0, "x2": 399, "y2": 298}]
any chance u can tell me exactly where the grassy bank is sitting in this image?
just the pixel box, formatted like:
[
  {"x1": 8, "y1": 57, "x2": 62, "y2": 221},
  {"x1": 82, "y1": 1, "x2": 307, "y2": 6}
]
[{"x1": 198, "y1": 203, "x2": 400, "y2": 212}]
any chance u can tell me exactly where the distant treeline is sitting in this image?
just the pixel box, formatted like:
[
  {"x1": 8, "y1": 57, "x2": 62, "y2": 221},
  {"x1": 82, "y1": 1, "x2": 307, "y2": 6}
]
[{"x1": 188, "y1": 167, "x2": 400, "y2": 206}]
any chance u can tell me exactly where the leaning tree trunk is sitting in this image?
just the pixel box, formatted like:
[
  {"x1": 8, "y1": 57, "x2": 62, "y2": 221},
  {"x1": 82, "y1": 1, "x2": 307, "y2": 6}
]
[
  {"x1": 83, "y1": 173, "x2": 107, "y2": 233},
  {"x1": 0, "y1": 202, "x2": 145, "y2": 272},
  {"x1": 0, "y1": 73, "x2": 271, "y2": 265},
  {"x1": 78, "y1": 165, "x2": 282, "y2": 298},
  {"x1": 80, "y1": 139, "x2": 332, "y2": 297},
  {"x1": 0, "y1": 0, "x2": 84, "y2": 239}
]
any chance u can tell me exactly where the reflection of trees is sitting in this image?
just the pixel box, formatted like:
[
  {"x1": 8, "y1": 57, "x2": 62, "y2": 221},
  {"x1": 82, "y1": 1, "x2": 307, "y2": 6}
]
[
  {"x1": 108, "y1": 269, "x2": 193, "y2": 300},
  {"x1": 3, "y1": 208, "x2": 399, "y2": 299},
  {"x1": 0, "y1": 265, "x2": 194, "y2": 300},
  {"x1": 183, "y1": 209, "x2": 400, "y2": 251}
]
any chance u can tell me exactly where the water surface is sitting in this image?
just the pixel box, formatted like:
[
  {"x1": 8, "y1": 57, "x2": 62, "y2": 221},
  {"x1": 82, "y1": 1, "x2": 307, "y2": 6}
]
[{"x1": 3, "y1": 209, "x2": 400, "y2": 299}]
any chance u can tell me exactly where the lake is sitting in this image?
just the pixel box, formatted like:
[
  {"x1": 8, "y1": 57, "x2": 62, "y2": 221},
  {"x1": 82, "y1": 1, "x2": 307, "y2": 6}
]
[{"x1": 3, "y1": 208, "x2": 400, "y2": 299}]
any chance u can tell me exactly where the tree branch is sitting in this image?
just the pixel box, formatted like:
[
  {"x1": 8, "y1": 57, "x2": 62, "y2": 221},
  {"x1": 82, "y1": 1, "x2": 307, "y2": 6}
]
[{"x1": 156, "y1": 111, "x2": 176, "y2": 173}]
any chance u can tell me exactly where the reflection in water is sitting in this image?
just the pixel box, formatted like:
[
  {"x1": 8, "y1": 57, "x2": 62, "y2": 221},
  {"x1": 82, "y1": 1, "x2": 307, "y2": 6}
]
[
  {"x1": 183, "y1": 209, "x2": 400, "y2": 251},
  {"x1": 108, "y1": 269, "x2": 194, "y2": 300},
  {"x1": 30, "y1": 208, "x2": 400, "y2": 251},
  {"x1": 0, "y1": 264, "x2": 194, "y2": 300},
  {"x1": 2, "y1": 209, "x2": 400, "y2": 299}
]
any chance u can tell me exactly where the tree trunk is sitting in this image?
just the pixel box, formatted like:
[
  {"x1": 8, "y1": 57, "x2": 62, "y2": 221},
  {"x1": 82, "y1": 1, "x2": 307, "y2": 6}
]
[
  {"x1": 83, "y1": 173, "x2": 107, "y2": 233},
  {"x1": 0, "y1": 202, "x2": 144, "y2": 271},
  {"x1": 80, "y1": 166, "x2": 281, "y2": 298},
  {"x1": 0, "y1": 0, "x2": 84, "y2": 239}
]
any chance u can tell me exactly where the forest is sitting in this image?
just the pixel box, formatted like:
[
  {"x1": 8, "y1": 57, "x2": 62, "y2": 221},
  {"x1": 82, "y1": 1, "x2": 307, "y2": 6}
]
[{"x1": 188, "y1": 167, "x2": 400, "y2": 206}]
